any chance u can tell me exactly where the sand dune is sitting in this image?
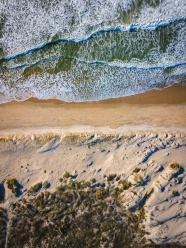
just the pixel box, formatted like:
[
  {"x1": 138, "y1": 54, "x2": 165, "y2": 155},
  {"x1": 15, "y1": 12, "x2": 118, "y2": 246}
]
[{"x1": 0, "y1": 129, "x2": 186, "y2": 244}]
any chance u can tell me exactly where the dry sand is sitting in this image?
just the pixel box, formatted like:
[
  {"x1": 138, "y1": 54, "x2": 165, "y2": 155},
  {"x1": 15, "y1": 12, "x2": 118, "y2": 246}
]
[
  {"x1": 0, "y1": 84, "x2": 186, "y2": 245},
  {"x1": 0, "y1": 130, "x2": 186, "y2": 244}
]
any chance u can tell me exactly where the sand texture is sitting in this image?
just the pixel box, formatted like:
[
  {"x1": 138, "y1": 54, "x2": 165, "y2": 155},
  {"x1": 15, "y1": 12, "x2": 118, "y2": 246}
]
[
  {"x1": 0, "y1": 85, "x2": 186, "y2": 130},
  {"x1": 0, "y1": 85, "x2": 186, "y2": 246},
  {"x1": 0, "y1": 129, "x2": 186, "y2": 245}
]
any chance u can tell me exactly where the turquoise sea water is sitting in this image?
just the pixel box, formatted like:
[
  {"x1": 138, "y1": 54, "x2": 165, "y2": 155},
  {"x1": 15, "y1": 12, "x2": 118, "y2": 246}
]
[{"x1": 0, "y1": 0, "x2": 186, "y2": 103}]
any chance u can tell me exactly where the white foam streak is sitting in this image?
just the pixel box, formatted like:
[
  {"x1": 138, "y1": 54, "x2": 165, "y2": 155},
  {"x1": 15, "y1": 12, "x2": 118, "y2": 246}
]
[{"x1": 1, "y1": 0, "x2": 186, "y2": 57}]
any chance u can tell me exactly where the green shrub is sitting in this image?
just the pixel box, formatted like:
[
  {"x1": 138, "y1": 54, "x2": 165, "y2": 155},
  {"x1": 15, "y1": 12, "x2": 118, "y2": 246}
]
[
  {"x1": 112, "y1": 187, "x2": 122, "y2": 199},
  {"x1": 84, "y1": 181, "x2": 91, "y2": 188},
  {"x1": 170, "y1": 162, "x2": 180, "y2": 170},
  {"x1": 172, "y1": 190, "x2": 178, "y2": 196},
  {"x1": 115, "y1": 175, "x2": 121, "y2": 181},
  {"x1": 90, "y1": 178, "x2": 96, "y2": 184},
  {"x1": 43, "y1": 181, "x2": 50, "y2": 189},
  {"x1": 4, "y1": 175, "x2": 150, "y2": 248},
  {"x1": 133, "y1": 167, "x2": 140, "y2": 173},
  {"x1": 28, "y1": 182, "x2": 42, "y2": 193},
  {"x1": 0, "y1": 207, "x2": 8, "y2": 248},
  {"x1": 6, "y1": 178, "x2": 19, "y2": 196},
  {"x1": 134, "y1": 174, "x2": 144, "y2": 185},
  {"x1": 63, "y1": 171, "x2": 71, "y2": 178},
  {"x1": 95, "y1": 188, "x2": 107, "y2": 200},
  {"x1": 119, "y1": 180, "x2": 132, "y2": 190},
  {"x1": 107, "y1": 174, "x2": 116, "y2": 181},
  {"x1": 177, "y1": 177, "x2": 182, "y2": 184},
  {"x1": 138, "y1": 207, "x2": 146, "y2": 222}
]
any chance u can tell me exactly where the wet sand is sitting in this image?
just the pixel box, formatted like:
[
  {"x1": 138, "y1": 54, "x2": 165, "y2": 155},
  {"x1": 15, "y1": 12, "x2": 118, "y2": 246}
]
[{"x1": 0, "y1": 85, "x2": 186, "y2": 130}]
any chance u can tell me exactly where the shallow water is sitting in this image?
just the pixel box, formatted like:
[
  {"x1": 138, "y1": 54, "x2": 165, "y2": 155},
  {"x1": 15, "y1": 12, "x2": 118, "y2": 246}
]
[{"x1": 0, "y1": 0, "x2": 186, "y2": 103}]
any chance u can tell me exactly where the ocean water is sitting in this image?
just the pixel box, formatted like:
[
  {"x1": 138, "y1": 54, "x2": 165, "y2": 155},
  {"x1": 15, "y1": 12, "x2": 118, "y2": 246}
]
[{"x1": 0, "y1": 0, "x2": 186, "y2": 103}]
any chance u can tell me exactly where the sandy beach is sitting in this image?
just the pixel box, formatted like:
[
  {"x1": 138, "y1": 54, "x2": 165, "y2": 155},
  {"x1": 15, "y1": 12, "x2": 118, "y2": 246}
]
[
  {"x1": 1, "y1": 0, "x2": 186, "y2": 246},
  {"x1": 0, "y1": 84, "x2": 186, "y2": 246},
  {"x1": 0, "y1": 85, "x2": 186, "y2": 130}
]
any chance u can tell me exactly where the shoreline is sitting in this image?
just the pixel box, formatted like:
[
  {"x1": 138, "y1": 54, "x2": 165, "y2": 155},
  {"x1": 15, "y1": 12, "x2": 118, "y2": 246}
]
[
  {"x1": 27, "y1": 84, "x2": 186, "y2": 105},
  {"x1": 0, "y1": 85, "x2": 186, "y2": 131}
]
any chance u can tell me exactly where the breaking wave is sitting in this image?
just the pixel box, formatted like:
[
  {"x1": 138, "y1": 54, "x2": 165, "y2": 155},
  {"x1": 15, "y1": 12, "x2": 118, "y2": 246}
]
[{"x1": 0, "y1": 0, "x2": 186, "y2": 103}]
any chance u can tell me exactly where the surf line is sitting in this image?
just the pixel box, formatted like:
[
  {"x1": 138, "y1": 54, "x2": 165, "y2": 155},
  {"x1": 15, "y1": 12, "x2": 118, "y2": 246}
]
[{"x1": 3, "y1": 17, "x2": 186, "y2": 62}]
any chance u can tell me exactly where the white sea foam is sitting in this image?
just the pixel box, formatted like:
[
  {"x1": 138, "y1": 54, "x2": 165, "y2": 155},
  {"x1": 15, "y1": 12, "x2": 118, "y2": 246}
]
[
  {"x1": 0, "y1": 0, "x2": 186, "y2": 57},
  {"x1": 0, "y1": 0, "x2": 186, "y2": 103},
  {"x1": 0, "y1": 61, "x2": 185, "y2": 104}
]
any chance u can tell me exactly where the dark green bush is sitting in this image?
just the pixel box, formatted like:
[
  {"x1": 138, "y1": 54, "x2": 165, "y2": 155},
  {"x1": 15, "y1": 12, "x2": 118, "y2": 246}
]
[
  {"x1": 134, "y1": 174, "x2": 144, "y2": 185},
  {"x1": 28, "y1": 182, "x2": 42, "y2": 193},
  {"x1": 172, "y1": 190, "x2": 178, "y2": 196},
  {"x1": 43, "y1": 181, "x2": 50, "y2": 189},
  {"x1": 107, "y1": 174, "x2": 116, "y2": 181},
  {"x1": 170, "y1": 162, "x2": 180, "y2": 170},
  {"x1": 4, "y1": 176, "x2": 180, "y2": 248},
  {"x1": 133, "y1": 167, "x2": 141, "y2": 173},
  {"x1": 119, "y1": 180, "x2": 132, "y2": 190},
  {"x1": 6, "y1": 178, "x2": 19, "y2": 196},
  {"x1": 0, "y1": 208, "x2": 8, "y2": 248},
  {"x1": 95, "y1": 188, "x2": 107, "y2": 200},
  {"x1": 63, "y1": 171, "x2": 71, "y2": 178}
]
